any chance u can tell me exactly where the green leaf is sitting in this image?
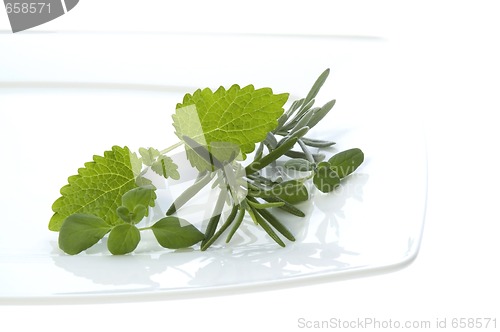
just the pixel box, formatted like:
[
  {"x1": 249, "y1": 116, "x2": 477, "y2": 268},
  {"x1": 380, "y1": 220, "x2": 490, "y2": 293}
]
[
  {"x1": 201, "y1": 204, "x2": 239, "y2": 251},
  {"x1": 116, "y1": 206, "x2": 132, "y2": 223},
  {"x1": 116, "y1": 204, "x2": 148, "y2": 224},
  {"x1": 132, "y1": 205, "x2": 148, "y2": 223},
  {"x1": 300, "y1": 137, "x2": 336, "y2": 148},
  {"x1": 306, "y1": 99, "x2": 336, "y2": 130},
  {"x1": 139, "y1": 147, "x2": 160, "y2": 167},
  {"x1": 248, "y1": 205, "x2": 285, "y2": 247},
  {"x1": 303, "y1": 68, "x2": 330, "y2": 109},
  {"x1": 252, "y1": 203, "x2": 296, "y2": 242},
  {"x1": 247, "y1": 199, "x2": 285, "y2": 210},
  {"x1": 284, "y1": 158, "x2": 313, "y2": 171},
  {"x1": 58, "y1": 214, "x2": 111, "y2": 255},
  {"x1": 151, "y1": 155, "x2": 180, "y2": 180},
  {"x1": 151, "y1": 217, "x2": 205, "y2": 249},
  {"x1": 313, "y1": 162, "x2": 341, "y2": 193},
  {"x1": 260, "y1": 195, "x2": 306, "y2": 217},
  {"x1": 328, "y1": 148, "x2": 364, "y2": 178},
  {"x1": 121, "y1": 186, "x2": 156, "y2": 214},
  {"x1": 107, "y1": 223, "x2": 141, "y2": 255},
  {"x1": 226, "y1": 206, "x2": 246, "y2": 243},
  {"x1": 245, "y1": 136, "x2": 298, "y2": 175},
  {"x1": 173, "y1": 84, "x2": 289, "y2": 171},
  {"x1": 49, "y1": 146, "x2": 144, "y2": 231}
]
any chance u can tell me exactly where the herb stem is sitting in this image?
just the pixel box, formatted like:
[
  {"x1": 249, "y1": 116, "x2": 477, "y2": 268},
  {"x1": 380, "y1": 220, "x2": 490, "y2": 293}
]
[{"x1": 159, "y1": 141, "x2": 183, "y2": 155}]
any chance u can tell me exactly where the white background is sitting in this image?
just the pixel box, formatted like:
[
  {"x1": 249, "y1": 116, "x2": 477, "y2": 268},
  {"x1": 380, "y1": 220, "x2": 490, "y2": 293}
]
[{"x1": 1, "y1": 1, "x2": 499, "y2": 331}]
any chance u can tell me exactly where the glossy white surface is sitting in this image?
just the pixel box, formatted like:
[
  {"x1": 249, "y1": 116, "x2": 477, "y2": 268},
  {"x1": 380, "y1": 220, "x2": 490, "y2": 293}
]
[
  {"x1": 1, "y1": 1, "x2": 499, "y2": 331},
  {"x1": 0, "y1": 33, "x2": 426, "y2": 302}
]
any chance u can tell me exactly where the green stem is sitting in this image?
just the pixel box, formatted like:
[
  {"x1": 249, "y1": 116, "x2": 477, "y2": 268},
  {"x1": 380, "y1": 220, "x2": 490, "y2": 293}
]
[{"x1": 159, "y1": 141, "x2": 183, "y2": 155}]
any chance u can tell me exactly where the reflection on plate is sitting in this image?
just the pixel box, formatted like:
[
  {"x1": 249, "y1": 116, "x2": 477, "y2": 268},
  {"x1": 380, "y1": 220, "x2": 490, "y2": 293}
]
[{"x1": 0, "y1": 32, "x2": 426, "y2": 303}]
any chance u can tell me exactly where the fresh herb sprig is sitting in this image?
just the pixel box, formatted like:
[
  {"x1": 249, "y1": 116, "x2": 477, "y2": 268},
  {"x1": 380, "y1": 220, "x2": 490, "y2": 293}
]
[{"x1": 50, "y1": 69, "x2": 364, "y2": 255}]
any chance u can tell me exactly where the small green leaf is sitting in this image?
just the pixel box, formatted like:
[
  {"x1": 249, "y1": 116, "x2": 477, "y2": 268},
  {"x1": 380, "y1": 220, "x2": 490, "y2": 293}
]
[
  {"x1": 121, "y1": 186, "x2": 156, "y2": 213},
  {"x1": 247, "y1": 199, "x2": 285, "y2": 209},
  {"x1": 116, "y1": 204, "x2": 147, "y2": 224},
  {"x1": 284, "y1": 158, "x2": 313, "y2": 171},
  {"x1": 248, "y1": 205, "x2": 285, "y2": 247},
  {"x1": 139, "y1": 147, "x2": 160, "y2": 166},
  {"x1": 303, "y1": 68, "x2": 330, "y2": 108},
  {"x1": 313, "y1": 162, "x2": 341, "y2": 193},
  {"x1": 264, "y1": 132, "x2": 278, "y2": 150},
  {"x1": 306, "y1": 99, "x2": 336, "y2": 129},
  {"x1": 328, "y1": 148, "x2": 364, "y2": 178},
  {"x1": 300, "y1": 137, "x2": 336, "y2": 148},
  {"x1": 132, "y1": 205, "x2": 147, "y2": 223},
  {"x1": 226, "y1": 206, "x2": 246, "y2": 243},
  {"x1": 245, "y1": 136, "x2": 298, "y2": 175},
  {"x1": 285, "y1": 98, "x2": 304, "y2": 118},
  {"x1": 151, "y1": 155, "x2": 180, "y2": 180},
  {"x1": 116, "y1": 206, "x2": 131, "y2": 222},
  {"x1": 151, "y1": 217, "x2": 204, "y2": 249},
  {"x1": 107, "y1": 223, "x2": 141, "y2": 255},
  {"x1": 260, "y1": 195, "x2": 306, "y2": 217},
  {"x1": 201, "y1": 204, "x2": 239, "y2": 251},
  {"x1": 252, "y1": 203, "x2": 295, "y2": 242},
  {"x1": 290, "y1": 109, "x2": 316, "y2": 135},
  {"x1": 114, "y1": 186, "x2": 157, "y2": 224},
  {"x1": 58, "y1": 214, "x2": 111, "y2": 255}
]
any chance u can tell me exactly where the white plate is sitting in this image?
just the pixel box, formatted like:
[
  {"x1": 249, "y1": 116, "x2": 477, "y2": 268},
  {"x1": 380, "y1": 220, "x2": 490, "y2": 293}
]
[{"x1": 0, "y1": 33, "x2": 426, "y2": 303}]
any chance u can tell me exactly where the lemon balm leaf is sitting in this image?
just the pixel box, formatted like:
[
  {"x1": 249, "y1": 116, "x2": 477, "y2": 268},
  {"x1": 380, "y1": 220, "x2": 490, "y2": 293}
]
[
  {"x1": 49, "y1": 146, "x2": 144, "y2": 231},
  {"x1": 173, "y1": 85, "x2": 288, "y2": 171}
]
